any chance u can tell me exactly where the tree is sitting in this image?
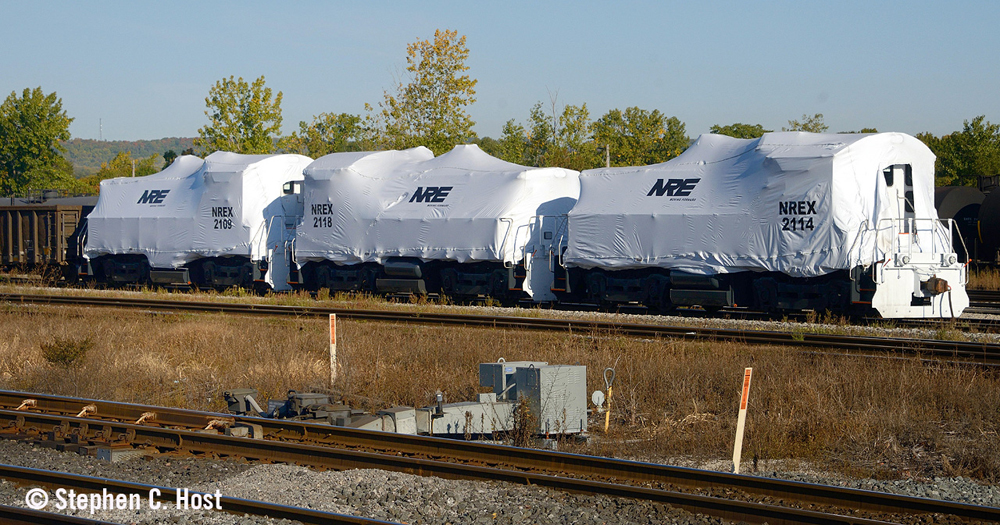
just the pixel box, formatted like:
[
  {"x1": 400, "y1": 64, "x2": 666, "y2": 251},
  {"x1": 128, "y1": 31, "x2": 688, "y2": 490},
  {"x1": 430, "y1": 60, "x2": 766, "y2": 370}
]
[
  {"x1": 919, "y1": 116, "x2": 1000, "y2": 187},
  {"x1": 78, "y1": 151, "x2": 158, "y2": 194},
  {"x1": 376, "y1": 29, "x2": 478, "y2": 154},
  {"x1": 709, "y1": 123, "x2": 771, "y2": 139},
  {"x1": 280, "y1": 112, "x2": 368, "y2": 157},
  {"x1": 162, "y1": 149, "x2": 178, "y2": 170},
  {"x1": 195, "y1": 75, "x2": 283, "y2": 155},
  {"x1": 525, "y1": 102, "x2": 555, "y2": 166},
  {"x1": 783, "y1": 113, "x2": 828, "y2": 133},
  {"x1": 0, "y1": 87, "x2": 74, "y2": 195},
  {"x1": 479, "y1": 119, "x2": 527, "y2": 164},
  {"x1": 26, "y1": 156, "x2": 86, "y2": 194},
  {"x1": 593, "y1": 107, "x2": 690, "y2": 167}
]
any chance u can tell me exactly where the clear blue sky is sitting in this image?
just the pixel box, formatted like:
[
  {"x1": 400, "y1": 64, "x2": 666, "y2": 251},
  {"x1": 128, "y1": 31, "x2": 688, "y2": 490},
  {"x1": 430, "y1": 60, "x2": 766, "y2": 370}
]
[{"x1": 3, "y1": 1, "x2": 998, "y2": 143}]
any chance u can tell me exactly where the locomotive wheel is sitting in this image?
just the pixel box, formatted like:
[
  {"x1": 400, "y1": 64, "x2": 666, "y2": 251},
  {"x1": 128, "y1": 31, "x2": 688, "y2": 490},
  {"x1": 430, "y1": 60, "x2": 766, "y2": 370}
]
[
  {"x1": 315, "y1": 265, "x2": 331, "y2": 290},
  {"x1": 585, "y1": 273, "x2": 606, "y2": 305},
  {"x1": 202, "y1": 261, "x2": 216, "y2": 287},
  {"x1": 488, "y1": 270, "x2": 508, "y2": 302},
  {"x1": 360, "y1": 266, "x2": 378, "y2": 293},
  {"x1": 441, "y1": 269, "x2": 459, "y2": 295}
]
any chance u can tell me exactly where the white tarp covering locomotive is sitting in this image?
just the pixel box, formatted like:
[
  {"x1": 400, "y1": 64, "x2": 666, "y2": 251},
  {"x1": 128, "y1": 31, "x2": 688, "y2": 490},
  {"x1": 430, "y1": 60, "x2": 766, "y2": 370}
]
[
  {"x1": 85, "y1": 152, "x2": 311, "y2": 290},
  {"x1": 292, "y1": 144, "x2": 580, "y2": 301},
  {"x1": 562, "y1": 132, "x2": 968, "y2": 318}
]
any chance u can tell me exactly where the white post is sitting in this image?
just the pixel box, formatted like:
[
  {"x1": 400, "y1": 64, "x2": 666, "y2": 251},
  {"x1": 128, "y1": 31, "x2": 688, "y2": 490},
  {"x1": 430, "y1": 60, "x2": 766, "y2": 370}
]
[
  {"x1": 732, "y1": 367, "x2": 753, "y2": 474},
  {"x1": 329, "y1": 314, "x2": 337, "y2": 387}
]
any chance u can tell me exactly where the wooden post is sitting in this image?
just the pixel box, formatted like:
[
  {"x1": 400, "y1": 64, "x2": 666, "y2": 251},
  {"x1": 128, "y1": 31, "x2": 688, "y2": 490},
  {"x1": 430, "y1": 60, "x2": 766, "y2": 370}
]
[
  {"x1": 732, "y1": 367, "x2": 753, "y2": 474},
  {"x1": 329, "y1": 314, "x2": 337, "y2": 388}
]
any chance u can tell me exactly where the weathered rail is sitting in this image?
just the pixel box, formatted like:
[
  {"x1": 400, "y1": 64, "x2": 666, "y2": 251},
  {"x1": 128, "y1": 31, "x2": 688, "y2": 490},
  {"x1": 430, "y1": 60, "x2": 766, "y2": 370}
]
[
  {"x1": 0, "y1": 464, "x2": 396, "y2": 524},
  {"x1": 2, "y1": 392, "x2": 999, "y2": 524},
  {"x1": 0, "y1": 504, "x2": 123, "y2": 525},
  {"x1": 3, "y1": 292, "x2": 1000, "y2": 365}
]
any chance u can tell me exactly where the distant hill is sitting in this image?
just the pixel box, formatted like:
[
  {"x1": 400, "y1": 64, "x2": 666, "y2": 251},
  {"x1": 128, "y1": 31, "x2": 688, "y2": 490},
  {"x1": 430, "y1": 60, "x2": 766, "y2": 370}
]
[{"x1": 61, "y1": 137, "x2": 196, "y2": 177}]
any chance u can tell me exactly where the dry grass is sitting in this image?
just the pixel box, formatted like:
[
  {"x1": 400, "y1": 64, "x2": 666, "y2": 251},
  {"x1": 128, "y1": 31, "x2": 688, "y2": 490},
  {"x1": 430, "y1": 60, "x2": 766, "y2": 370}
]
[
  {"x1": 0, "y1": 303, "x2": 997, "y2": 482},
  {"x1": 967, "y1": 266, "x2": 1000, "y2": 290}
]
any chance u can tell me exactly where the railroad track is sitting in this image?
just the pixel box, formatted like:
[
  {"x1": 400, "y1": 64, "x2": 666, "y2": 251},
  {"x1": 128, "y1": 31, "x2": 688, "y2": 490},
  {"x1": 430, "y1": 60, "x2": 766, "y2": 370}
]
[
  {"x1": 0, "y1": 463, "x2": 394, "y2": 524},
  {"x1": 968, "y1": 290, "x2": 1000, "y2": 304},
  {"x1": 3, "y1": 292, "x2": 1000, "y2": 365},
  {"x1": 1, "y1": 390, "x2": 998, "y2": 524},
  {"x1": 0, "y1": 503, "x2": 120, "y2": 525}
]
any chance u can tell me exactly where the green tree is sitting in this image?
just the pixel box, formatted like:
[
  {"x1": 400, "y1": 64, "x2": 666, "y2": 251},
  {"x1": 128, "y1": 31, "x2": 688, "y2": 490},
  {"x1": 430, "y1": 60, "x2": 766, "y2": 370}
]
[
  {"x1": 480, "y1": 119, "x2": 527, "y2": 164},
  {"x1": 525, "y1": 102, "x2": 555, "y2": 166},
  {"x1": 78, "y1": 151, "x2": 158, "y2": 194},
  {"x1": 162, "y1": 149, "x2": 178, "y2": 170},
  {"x1": 196, "y1": 75, "x2": 283, "y2": 155},
  {"x1": 919, "y1": 116, "x2": 1000, "y2": 187},
  {"x1": 26, "y1": 156, "x2": 86, "y2": 194},
  {"x1": 783, "y1": 113, "x2": 828, "y2": 133},
  {"x1": 709, "y1": 122, "x2": 771, "y2": 139},
  {"x1": 376, "y1": 29, "x2": 478, "y2": 154},
  {"x1": 0, "y1": 87, "x2": 74, "y2": 195},
  {"x1": 593, "y1": 107, "x2": 690, "y2": 167},
  {"x1": 280, "y1": 112, "x2": 368, "y2": 157}
]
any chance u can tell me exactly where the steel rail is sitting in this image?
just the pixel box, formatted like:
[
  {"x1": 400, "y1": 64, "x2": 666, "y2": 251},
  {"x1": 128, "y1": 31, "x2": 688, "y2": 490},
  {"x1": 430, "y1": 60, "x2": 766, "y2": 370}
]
[
  {"x1": 3, "y1": 292, "x2": 1000, "y2": 364},
  {"x1": 0, "y1": 464, "x2": 396, "y2": 525},
  {"x1": 0, "y1": 504, "x2": 122, "y2": 525},
  {"x1": 3, "y1": 390, "x2": 999, "y2": 522},
  {"x1": 968, "y1": 290, "x2": 1000, "y2": 303},
  {"x1": 1, "y1": 406, "x2": 997, "y2": 524}
]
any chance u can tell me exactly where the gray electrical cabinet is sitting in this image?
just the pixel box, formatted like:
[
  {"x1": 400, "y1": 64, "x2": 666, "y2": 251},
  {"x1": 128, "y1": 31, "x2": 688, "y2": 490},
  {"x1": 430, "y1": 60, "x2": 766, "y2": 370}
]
[
  {"x1": 479, "y1": 361, "x2": 548, "y2": 400},
  {"x1": 515, "y1": 365, "x2": 587, "y2": 434}
]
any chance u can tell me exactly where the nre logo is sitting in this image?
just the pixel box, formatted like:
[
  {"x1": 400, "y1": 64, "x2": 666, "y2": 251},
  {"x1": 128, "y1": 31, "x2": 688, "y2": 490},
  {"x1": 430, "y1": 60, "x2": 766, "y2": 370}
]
[
  {"x1": 646, "y1": 178, "x2": 700, "y2": 197},
  {"x1": 137, "y1": 189, "x2": 170, "y2": 204},
  {"x1": 409, "y1": 186, "x2": 453, "y2": 203}
]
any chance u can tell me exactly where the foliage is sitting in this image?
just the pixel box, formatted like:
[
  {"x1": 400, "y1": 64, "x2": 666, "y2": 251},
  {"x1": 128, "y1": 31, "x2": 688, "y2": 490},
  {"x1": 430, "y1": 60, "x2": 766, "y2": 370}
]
[
  {"x1": 196, "y1": 75, "x2": 283, "y2": 155},
  {"x1": 525, "y1": 102, "x2": 555, "y2": 166},
  {"x1": 41, "y1": 336, "x2": 93, "y2": 368},
  {"x1": 519, "y1": 101, "x2": 602, "y2": 170},
  {"x1": 479, "y1": 119, "x2": 527, "y2": 164},
  {"x1": 279, "y1": 112, "x2": 370, "y2": 157},
  {"x1": 783, "y1": 113, "x2": 828, "y2": 133},
  {"x1": 0, "y1": 87, "x2": 74, "y2": 195},
  {"x1": 593, "y1": 107, "x2": 690, "y2": 167},
  {"x1": 375, "y1": 29, "x2": 478, "y2": 155},
  {"x1": 25, "y1": 156, "x2": 87, "y2": 194},
  {"x1": 918, "y1": 116, "x2": 1000, "y2": 187},
  {"x1": 162, "y1": 150, "x2": 177, "y2": 170},
  {"x1": 709, "y1": 122, "x2": 771, "y2": 139},
  {"x1": 60, "y1": 137, "x2": 194, "y2": 177},
  {"x1": 77, "y1": 151, "x2": 159, "y2": 194}
]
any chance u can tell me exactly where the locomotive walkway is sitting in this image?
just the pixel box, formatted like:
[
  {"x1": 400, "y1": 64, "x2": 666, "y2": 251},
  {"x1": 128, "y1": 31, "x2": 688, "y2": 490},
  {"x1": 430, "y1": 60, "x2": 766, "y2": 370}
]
[
  {"x1": 2, "y1": 390, "x2": 999, "y2": 524},
  {"x1": 2, "y1": 291, "x2": 1000, "y2": 366}
]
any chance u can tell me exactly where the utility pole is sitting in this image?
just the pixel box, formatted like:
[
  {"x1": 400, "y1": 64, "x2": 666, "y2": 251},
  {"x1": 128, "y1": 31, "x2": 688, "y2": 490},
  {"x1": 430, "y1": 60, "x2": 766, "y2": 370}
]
[
  {"x1": 605, "y1": 144, "x2": 610, "y2": 168},
  {"x1": 99, "y1": 119, "x2": 103, "y2": 141}
]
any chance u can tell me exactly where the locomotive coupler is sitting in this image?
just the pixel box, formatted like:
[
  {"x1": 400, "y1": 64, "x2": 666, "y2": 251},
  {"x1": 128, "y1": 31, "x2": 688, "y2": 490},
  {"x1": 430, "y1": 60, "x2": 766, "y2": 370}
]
[{"x1": 921, "y1": 276, "x2": 950, "y2": 295}]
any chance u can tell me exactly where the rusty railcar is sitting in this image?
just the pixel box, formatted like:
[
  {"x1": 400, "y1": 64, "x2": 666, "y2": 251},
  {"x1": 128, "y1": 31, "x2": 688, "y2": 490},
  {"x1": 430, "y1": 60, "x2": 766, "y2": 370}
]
[{"x1": 0, "y1": 196, "x2": 97, "y2": 277}]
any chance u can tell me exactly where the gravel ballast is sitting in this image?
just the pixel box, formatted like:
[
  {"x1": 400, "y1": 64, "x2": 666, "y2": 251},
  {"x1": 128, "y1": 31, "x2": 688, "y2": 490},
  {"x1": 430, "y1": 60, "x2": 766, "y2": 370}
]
[{"x1": 1, "y1": 439, "x2": 998, "y2": 525}]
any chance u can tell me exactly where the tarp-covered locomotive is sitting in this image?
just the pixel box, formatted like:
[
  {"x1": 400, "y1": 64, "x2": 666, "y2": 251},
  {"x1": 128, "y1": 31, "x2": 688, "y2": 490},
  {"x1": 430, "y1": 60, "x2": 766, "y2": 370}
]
[
  {"x1": 85, "y1": 152, "x2": 311, "y2": 290},
  {"x1": 561, "y1": 132, "x2": 968, "y2": 317},
  {"x1": 292, "y1": 144, "x2": 579, "y2": 302}
]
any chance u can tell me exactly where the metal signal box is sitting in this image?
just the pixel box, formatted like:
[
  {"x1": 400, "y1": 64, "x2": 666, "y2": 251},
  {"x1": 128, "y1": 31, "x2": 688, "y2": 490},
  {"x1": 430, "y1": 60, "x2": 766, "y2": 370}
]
[
  {"x1": 515, "y1": 365, "x2": 587, "y2": 434},
  {"x1": 479, "y1": 361, "x2": 548, "y2": 400}
]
